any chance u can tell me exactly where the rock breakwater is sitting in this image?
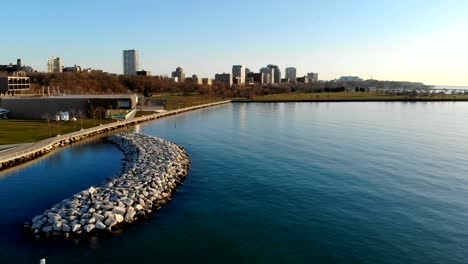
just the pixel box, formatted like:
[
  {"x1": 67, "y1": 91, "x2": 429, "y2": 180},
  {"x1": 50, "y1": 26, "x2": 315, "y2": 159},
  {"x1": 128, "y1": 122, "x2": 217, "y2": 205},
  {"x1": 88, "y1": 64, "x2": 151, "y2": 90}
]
[{"x1": 27, "y1": 133, "x2": 190, "y2": 239}]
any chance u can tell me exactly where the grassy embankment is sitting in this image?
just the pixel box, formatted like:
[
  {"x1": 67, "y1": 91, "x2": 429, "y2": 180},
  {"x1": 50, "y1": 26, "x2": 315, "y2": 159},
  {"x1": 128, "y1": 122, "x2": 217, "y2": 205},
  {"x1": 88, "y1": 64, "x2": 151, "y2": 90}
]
[
  {"x1": 1, "y1": 95, "x2": 225, "y2": 145},
  {"x1": 134, "y1": 95, "x2": 225, "y2": 117},
  {"x1": 233, "y1": 92, "x2": 468, "y2": 102},
  {"x1": 153, "y1": 94, "x2": 225, "y2": 110},
  {"x1": 0, "y1": 119, "x2": 114, "y2": 145}
]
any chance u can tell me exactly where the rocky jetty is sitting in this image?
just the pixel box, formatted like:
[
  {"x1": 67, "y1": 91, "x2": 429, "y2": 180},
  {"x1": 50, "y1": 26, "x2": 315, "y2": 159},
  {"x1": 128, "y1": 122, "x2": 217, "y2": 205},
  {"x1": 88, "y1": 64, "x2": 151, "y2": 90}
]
[{"x1": 27, "y1": 133, "x2": 190, "y2": 239}]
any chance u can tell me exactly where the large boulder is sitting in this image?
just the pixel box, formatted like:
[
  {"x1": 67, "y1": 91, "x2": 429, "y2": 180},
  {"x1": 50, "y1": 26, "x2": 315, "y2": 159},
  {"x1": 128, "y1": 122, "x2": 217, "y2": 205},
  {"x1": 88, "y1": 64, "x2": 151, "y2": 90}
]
[
  {"x1": 42, "y1": 225, "x2": 53, "y2": 233},
  {"x1": 104, "y1": 217, "x2": 117, "y2": 228},
  {"x1": 124, "y1": 207, "x2": 136, "y2": 223},
  {"x1": 84, "y1": 224, "x2": 95, "y2": 233},
  {"x1": 115, "y1": 214, "x2": 124, "y2": 223},
  {"x1": 88, "y1": 187, "x2": 97, "y2": 194},
  {"x1": 71, "y1": 224, "x2": 81, "y2": 232},
  {"x1": 52, "y1": 221, "x2": 62, "y2": 232},
  {"x1": 95, "y1": 221, "x2": 106, "y2": 230},
  {"x1": 62, "y1": 224, "x2": 71, "y2": 232},
  {"x1": 112, "y1": 207, "x2": 126, "y2": 215},
  {"x1": 92, "y1": 213, "x2": 105, "y2": 222}
]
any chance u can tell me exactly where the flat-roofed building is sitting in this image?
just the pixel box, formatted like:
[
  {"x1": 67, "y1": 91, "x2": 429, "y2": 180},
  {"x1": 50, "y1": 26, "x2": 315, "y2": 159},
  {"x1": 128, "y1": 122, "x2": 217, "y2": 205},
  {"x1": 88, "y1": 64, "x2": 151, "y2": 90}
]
[
  {"x1": 0, "y1": 76, "x2": 30, "y2": 96},
  {"x1": 267, "y1": 64, "x2": 281, "y2": 83},
  {"x1": 232, "y1": 65, "x2": 246, "y2": 85},
  {"x1": 186, "y1": 75, "x2": 203, "y2": 85},
  {"x1": 260, "y1": 67, "x2": 274, "y2": 84},
  {"x1": 285, "y1": 67, "x2": 297, "y2": 83},
  {"x1": 339, "y1": 76, "x2": 363, "y2": 82},
  {"x1": 136, "y1": 70, "x2": 152, "y2": 76},
  {"x1": 202, "y1": 78, "x2": 213, "y2": 86},
  {"x1": 171, "y1": 67, "x2": 186, "y2": 82},
  {"x1": 247, "y1": 72, "x2": 264, "y2": 84},
  {"x1": 215, "y1": 73, "x2": 232, "y2": 87},
  {"x1": 297, "y1": 76, "x2": 309, "y2": 83},
  {"x1": 307, "y1": 72, "x2": 319, "y2": 82},
  {"x1": 63, "y1": 65, "x2": 82, "y2": 73},
  {"x1": 0, "y1": 94, "x2": 138, "y2": 119}
]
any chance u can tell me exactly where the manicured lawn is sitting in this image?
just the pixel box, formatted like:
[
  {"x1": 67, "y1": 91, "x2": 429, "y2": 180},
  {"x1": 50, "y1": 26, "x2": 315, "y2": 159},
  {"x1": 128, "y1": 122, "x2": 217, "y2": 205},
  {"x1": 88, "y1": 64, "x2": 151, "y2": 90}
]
[
  {"x1": 151, "y1": 95, "x2": 225, "y2": 110},
  {"x1": 134, "y1": 111, "x2": 157, "y2": 118},
  {"x1": 0, "y1": 119, "x2": 114, "y2": 145}
]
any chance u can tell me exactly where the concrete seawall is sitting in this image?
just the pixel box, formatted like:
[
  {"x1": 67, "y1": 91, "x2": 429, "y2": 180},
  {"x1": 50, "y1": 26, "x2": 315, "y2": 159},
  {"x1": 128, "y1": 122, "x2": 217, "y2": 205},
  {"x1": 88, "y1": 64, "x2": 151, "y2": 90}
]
[{"x1": 0, "y1": 100, "x2": 231, "y2": 171}]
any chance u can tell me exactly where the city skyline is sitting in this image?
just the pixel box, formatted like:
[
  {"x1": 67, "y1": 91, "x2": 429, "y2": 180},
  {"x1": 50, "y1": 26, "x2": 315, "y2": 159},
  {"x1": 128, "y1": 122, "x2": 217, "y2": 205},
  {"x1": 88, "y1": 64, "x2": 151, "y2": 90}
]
[{"x1": 2, "y1": 0, "x2": 467, "y2": 85}]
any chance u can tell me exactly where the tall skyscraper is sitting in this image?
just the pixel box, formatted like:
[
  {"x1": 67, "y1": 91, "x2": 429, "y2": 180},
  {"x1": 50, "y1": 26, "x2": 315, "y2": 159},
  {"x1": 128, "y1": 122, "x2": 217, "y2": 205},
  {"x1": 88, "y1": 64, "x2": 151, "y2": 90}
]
[
  {"x1": 122, "y1": 49, "x2": 139, "y2": 75},
  {"x1": 285, "y1": 67, "x2": 297, "y2": 83},
  {"x1": 267, "y1": 64, "x2": 281, "y2": 84},
  {"x1": 232, "y1": 65, "x2": 246, "y2": 85},
  {"x1": 47, "y1": 57, "x2": 63, "y2": 73}
]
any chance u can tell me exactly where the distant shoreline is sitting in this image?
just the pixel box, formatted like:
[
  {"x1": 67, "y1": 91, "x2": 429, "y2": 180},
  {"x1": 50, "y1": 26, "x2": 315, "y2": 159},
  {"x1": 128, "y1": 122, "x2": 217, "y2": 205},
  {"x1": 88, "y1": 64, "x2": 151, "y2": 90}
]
[
  {"x1": 230, "y1": 91, "x2": 468, "y2": 103},
  {"x1": 232, "y1": 99, "x2": 468, "y2": 103}
]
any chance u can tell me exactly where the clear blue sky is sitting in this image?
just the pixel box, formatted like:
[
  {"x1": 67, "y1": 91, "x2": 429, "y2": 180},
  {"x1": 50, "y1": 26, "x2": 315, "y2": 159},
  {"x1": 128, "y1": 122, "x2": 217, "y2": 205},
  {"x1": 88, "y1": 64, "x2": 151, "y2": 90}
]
[{"x1": 2, "y1": 0, "x2": 468, "y2": 85}]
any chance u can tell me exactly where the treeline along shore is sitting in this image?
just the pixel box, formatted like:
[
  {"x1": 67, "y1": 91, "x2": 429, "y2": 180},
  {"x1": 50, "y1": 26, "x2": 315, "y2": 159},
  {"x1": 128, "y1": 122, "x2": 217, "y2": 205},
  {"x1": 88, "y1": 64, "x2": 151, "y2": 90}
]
[{"x1": 22, "y1": 71, "x2": 435, "y2": 98}]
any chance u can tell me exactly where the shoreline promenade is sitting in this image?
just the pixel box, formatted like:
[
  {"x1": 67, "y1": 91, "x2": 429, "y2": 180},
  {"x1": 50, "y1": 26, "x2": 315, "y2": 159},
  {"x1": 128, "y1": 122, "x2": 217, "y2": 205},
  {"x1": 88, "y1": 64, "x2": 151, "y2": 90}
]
[{"x1": 0, "y1": 100, "x2": 231, "y2": 171}]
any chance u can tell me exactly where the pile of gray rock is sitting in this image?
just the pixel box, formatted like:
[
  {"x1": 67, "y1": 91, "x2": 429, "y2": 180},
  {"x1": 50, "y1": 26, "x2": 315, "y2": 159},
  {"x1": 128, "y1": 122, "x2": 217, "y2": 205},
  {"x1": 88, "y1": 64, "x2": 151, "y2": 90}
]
[{"x1": 27, "y1": 133, "x2": 190, "y2": 239}]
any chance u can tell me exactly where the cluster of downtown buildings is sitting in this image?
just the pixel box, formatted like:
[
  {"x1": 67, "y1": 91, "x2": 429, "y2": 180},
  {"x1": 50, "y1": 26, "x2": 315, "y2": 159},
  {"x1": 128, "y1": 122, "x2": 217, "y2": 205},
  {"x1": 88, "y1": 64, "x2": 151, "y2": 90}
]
[
  {"x1": 122, "y1": 49, "x2": 321, "y2": 88},
  {"x1": 216, "y1": 65, "x2": 319, "y2": 88},
  {"x1": 0, "y1": 49, "x2": 364, "y2": 96}
]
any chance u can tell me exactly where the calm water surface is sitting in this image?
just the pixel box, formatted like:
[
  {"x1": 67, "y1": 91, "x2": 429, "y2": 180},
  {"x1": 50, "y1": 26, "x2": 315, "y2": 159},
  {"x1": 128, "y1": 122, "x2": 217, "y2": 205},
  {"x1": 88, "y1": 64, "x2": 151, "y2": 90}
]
[{"x1": 1, "y1": 102, "x2": 468, "y2": 263}]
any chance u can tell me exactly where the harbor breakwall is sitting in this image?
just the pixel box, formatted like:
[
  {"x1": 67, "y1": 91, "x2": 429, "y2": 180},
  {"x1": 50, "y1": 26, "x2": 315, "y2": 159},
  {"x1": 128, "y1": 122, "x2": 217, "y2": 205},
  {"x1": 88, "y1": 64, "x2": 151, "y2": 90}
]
[
  {"x1": 0, "y1": 100, "x2": 230, "y2": 171},
  {"x1": 27, "y1": 133, "x2": 190, "y2": 238}
]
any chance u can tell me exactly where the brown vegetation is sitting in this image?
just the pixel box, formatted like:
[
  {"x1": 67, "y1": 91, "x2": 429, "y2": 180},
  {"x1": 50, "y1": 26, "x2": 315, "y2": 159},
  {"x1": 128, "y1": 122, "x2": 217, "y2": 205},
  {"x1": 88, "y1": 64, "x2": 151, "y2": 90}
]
[{"x1": 24, "y1": 72, "x2": 433, "y2": 99}]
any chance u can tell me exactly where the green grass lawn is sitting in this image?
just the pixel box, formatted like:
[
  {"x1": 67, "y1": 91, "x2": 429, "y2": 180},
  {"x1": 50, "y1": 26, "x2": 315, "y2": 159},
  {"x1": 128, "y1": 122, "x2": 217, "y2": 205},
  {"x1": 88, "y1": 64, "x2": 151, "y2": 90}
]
[
  {"x1": 233, "y1": 92, "x2": 468, "y2": 101},
  {"x1": 134, "y1": 111, "x2": 157, "y2": 118},
  {"x1": 0, "y1": 119, "x2": 114, "y2": 145},
  {"x1": 151, "y1": 94, "x2": 225, "y2": 110}
]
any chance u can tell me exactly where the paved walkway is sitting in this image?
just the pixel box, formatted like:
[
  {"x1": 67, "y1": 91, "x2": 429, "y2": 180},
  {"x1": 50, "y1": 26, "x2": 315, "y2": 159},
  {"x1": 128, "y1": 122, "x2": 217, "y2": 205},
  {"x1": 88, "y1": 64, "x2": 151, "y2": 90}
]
[
  {"x1": 0, "y1": 100, "x2": 231, "y2": 166},
  {"x1": 0, "y1": 143, "x2": 32, "y2": 152}
]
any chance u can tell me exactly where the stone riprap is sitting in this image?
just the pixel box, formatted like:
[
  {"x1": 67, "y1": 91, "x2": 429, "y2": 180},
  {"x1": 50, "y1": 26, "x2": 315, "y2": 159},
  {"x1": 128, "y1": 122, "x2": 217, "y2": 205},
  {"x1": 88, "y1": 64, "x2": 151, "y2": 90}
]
[{"x1": 27, "y1": 133, "x2": 190, "y2": 239}]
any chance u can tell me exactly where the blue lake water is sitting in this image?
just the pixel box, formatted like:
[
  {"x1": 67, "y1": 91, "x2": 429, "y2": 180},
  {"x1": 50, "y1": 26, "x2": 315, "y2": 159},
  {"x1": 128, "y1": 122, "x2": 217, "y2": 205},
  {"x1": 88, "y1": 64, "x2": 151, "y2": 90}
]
[{"x1": 1, "y1": 102, "x2": 468, "y2": 263}]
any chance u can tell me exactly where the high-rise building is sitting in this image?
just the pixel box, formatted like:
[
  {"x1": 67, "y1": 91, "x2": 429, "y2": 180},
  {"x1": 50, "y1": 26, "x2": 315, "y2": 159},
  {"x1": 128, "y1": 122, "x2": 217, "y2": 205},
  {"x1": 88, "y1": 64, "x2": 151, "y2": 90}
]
[
  {"x1": 285, "y1": 67, "x2": 297, "y2": 83},
  {"x1": 307, "y1": 72, "x2": 319, "y2": 82},
  {"x1": 260, "y1": 67, "x2": 274, "y2": 84},
  {"x1": 47, "y1": 57, "x2": 63, "y2": 73},
  {"x1": 171, "y1": 67, "x2": 186, "y2": 82},
  {"x1": 267, "y1": 64, "x2": 281, "y2": 83},
  {"x1": 123, "y1": 49, "x2": 139, "y2": 75},
  {"x1": 215, "y1": 73, "x2": 233, "y2": 87},
  {"x1": 232, "y1": 65, "x2": 246, "y2": 85}
]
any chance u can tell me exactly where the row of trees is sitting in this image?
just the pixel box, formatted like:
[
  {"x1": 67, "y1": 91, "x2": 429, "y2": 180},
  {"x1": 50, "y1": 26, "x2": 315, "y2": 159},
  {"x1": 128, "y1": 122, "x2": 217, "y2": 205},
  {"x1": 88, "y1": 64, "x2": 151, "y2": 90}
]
[{"x1": 24, "y1": 72, "x2": 431, "y2": 98}]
